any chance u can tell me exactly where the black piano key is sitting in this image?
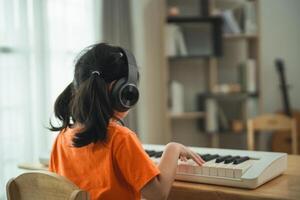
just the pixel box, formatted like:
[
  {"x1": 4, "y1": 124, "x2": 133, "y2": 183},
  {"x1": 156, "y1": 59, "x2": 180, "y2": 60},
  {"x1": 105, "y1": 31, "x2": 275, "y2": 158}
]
[
  {"x1": 224, "y1": 156, "x2": 240, "y2": 164},
  {"x1": 233, "y1": 156, "x2": 250, "y2": 165},
  {"x1": 215, "y1": 155, "x2": 232, "y2": 163},
  {"x1": 145, "y1": 150, "x2": 156, "y2": 157},
  {"x1": 205, "y1": 154, "x2": 220, "y2": 162},
  {"x1": 154, "y1": 151, "x2": 163, "y2": 158},
  {"x1": 200, "y1": 154, "x2": 211, "y2": 161}
]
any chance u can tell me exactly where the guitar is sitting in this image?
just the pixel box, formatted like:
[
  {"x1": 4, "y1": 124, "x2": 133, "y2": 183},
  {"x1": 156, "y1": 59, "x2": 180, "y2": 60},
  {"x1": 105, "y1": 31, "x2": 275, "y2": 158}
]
[{"x1": 272, "y1": 59, "x2": 300, "y2": 153}]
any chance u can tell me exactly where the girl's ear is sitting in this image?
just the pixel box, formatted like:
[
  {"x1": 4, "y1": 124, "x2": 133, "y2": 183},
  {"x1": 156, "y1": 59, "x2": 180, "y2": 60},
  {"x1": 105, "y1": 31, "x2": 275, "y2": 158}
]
[{"x1": 108, "y1": 80, "x2": 117, "y2": 91}]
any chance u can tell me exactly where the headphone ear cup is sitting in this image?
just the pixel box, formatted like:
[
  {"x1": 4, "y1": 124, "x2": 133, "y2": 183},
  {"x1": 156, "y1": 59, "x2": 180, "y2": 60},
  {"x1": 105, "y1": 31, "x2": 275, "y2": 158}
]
[
  {"x1": 110, "y1": 78, "x2": 139, "y2": 112},
  {"x1": 110, "y1": 78, "x2": 127, "y2": 111}
]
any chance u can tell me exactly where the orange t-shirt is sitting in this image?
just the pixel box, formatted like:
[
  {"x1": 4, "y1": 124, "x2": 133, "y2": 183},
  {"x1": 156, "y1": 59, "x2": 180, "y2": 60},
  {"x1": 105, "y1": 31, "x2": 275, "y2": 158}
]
[{"x1": 49, "y1": 121, "x2": 160, "y2": 200}]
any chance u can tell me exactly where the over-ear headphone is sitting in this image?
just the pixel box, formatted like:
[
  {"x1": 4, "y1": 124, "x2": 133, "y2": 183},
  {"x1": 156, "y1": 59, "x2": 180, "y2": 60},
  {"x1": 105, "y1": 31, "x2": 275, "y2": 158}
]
[{"x1": 110, "y1": 48, "x2": 139, "y2": 112}]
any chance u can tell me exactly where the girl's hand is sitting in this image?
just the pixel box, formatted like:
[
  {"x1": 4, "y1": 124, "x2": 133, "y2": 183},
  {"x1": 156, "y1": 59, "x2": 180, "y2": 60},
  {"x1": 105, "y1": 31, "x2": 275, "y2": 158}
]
[{"x1": 177, "y1": 143, "x2": 205, "y2": 166}]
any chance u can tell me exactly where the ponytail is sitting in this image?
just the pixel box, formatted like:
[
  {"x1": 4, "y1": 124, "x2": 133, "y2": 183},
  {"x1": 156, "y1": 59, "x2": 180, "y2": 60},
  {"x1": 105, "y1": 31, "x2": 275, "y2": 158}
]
[
  {"x1": 50, "y1": 74, "x2": 114, "y2": 147},
  {"x1": 71, "y1": 73, "x2": 113, "y2": 147},
  {"x1": 49, "y1": 83, "x2": 73, "y2": 132}
]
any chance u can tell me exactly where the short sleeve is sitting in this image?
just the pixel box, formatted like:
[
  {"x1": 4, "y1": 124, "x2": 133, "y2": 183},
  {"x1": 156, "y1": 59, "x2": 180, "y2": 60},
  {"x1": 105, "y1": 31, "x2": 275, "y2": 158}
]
[{"x1": 115, "y1": 132, "x2": 160, "y2": 192}]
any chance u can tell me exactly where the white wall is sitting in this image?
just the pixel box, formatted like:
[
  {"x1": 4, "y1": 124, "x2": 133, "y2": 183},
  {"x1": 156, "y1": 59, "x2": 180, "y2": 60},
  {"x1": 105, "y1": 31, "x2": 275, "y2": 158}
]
[
  {"x1": 131, "y1": 0, "x2": 170, "y2": 144},
  {"x1": 260, "y1": 0, "x2": 300, "y2": 113}
]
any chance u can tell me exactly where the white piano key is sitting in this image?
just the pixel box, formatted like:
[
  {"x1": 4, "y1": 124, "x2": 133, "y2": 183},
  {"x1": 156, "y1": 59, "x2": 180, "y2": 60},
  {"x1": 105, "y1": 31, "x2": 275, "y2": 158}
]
[
  {"x1": 225, "y1": 164, "x2": 235, "y2": 178},
  {"x1": 233, "y1": 160, "x2": 253, "y2": 178},
  {"x1": 202, "y1": 159, "x2": 217, "y2": 176},
  {"x1": 209, "y1": 162, "x2": 219, "y2": 176},
  {"x1": 151, "y1": 157, "x2": 160, "y2": 165},
  {"x1": 194, "y1": 165, "x2": 202, "y2": 175},
  {"x1": 177, "y1": 159, "x2": 198, "y2": 174},
  {"x1": 217, "y1": 163, "x2": 228, "y2": 177}
]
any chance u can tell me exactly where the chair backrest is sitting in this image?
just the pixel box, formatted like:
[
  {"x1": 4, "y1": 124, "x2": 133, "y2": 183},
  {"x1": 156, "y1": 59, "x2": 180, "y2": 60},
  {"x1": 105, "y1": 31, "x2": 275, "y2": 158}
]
[
  {"x1": 6, "y1": 172, "x2": 90, "y2": 200},
  {"x1": 247, "y1": 114, "x2": 298, "y2": 154}
]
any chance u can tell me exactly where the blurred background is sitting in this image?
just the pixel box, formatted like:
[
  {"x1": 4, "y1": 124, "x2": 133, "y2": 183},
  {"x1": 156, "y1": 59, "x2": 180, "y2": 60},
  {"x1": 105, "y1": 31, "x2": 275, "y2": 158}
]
[{"x1": 1, "y1": 0, "x2": 300, "y2": 198}]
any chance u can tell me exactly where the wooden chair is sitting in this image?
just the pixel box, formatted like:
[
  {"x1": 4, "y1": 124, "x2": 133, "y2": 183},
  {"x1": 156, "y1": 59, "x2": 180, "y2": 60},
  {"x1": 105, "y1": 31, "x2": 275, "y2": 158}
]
[
  {"x1": 247, "y1": 114, "x2": 298, "y2": 154},
  {"x1": 6, "y1": 172, "x2": 89, "y2": 200}
]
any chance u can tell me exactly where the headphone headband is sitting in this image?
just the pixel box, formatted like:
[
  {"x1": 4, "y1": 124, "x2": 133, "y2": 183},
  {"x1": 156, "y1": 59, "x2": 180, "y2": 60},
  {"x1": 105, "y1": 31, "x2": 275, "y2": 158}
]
[{"x1": 119, "y1": 48, "x2": 138, "y2": 84}]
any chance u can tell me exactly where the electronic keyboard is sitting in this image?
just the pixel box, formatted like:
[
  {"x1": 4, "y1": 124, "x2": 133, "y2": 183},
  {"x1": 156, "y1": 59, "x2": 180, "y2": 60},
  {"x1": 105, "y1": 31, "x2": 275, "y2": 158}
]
[{"x1": 143, "y1": 144, "x2": 287, "y2": 189}]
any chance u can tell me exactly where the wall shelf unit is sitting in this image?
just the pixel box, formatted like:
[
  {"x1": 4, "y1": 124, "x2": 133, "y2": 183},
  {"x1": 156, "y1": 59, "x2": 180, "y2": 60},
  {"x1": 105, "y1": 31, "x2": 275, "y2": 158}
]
[{"x1": 164, "y1": 0, "x2": 261, "y2": 148}]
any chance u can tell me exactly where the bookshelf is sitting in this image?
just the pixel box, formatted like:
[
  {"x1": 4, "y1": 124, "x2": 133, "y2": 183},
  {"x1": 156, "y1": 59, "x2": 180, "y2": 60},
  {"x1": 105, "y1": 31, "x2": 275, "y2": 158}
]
[{"x1": 164, "y1": 0, "x2": 261, "y2": 148}]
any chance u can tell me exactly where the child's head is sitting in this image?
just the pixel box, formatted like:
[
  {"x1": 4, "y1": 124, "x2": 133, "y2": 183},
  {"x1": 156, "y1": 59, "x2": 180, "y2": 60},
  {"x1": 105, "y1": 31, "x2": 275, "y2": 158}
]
[{"x1": 50, "y1": 43, "x2": 139, "y2": 147}]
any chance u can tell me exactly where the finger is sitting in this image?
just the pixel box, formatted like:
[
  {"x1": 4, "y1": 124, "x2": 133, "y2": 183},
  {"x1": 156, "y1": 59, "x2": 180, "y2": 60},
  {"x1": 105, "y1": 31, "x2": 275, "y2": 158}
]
[
  {"x1": 195, "y1": 153, "x2": 205, "y2": 163},
  {"x1": 190, "y1": 151, "x2": 205, "y2": 166},
  {"x1": 180, "y1": 156, "x2": 184, "y2": 161}
]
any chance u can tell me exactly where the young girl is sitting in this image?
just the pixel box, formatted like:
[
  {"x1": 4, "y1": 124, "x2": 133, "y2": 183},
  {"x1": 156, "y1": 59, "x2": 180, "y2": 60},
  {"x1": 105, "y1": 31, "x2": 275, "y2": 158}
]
[{"x1": 49, "y1": 43, "x2": 204, "y2": 200}]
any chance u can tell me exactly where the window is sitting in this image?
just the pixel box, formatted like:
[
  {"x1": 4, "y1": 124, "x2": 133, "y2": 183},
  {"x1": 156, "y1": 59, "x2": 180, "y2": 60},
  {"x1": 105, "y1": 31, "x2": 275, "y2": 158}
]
[{"x1": 0, "y1": 0, "x2": 101, "y2": 198}]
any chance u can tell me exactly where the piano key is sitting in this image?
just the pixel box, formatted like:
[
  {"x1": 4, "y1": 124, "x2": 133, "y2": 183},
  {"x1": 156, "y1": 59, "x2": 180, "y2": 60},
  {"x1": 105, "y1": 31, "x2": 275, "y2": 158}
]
[
  {"x1": 209, "y1": 156, "x2": 232, "y2": 176},
  {"x1": 154, "y1": 151, "x2": 163, "y2": 158},
  {"x1": 234, "y1": 160, "x2": 253, "y2": 178},
  {"x1": 204, "y1": 154, "x2": 220, "y2": 162},
  {"x1": 177, "y1": 160, "x2": 193, "y2": 174},
  {"x1": 225, "y1": 163, "x2": 235, "y2": 178},
  {"x1": 209, "y1": 163, "x2": 219, "y2": 176},
  {"x1": 200, "y1": 154, "x2": 211, "y2": 161},
  {"x1": 217, "y1": 163, "x2": 228, "y2": 177},
  {"x1": 233, "y1": 156, "x2": 250, "y2": 165},
  {"x1": 224, "y1": 156, "x2": 240, "y2": 164},
  {"x1": 202, "y1": 159, "x2": 218, "y2": 176},
  {"x1": 215, "y1": 155, "x2": 232, "y2": 163},
  {"x1": 145, "y1": 150, "x2": 156, "y2": 157}
]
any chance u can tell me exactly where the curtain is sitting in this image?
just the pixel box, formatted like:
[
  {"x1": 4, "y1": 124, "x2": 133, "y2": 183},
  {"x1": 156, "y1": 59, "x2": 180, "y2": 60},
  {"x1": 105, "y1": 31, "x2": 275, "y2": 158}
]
[
  {"x1": 0, "y1": 1, "x2": 39, "y2": 199},
  {"x1": 0, "y1": 0, "x2": 101, "y2": 198}
]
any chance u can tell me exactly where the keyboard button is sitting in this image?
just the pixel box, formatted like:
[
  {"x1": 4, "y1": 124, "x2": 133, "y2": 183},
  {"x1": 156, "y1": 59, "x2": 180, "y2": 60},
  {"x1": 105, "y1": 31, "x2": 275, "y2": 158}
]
[
  {"x1": 146, "y1": 150, "x2": 156, "y2": 157},
  {"x1": 201, "y1": 154, "x2": 211, "y2": 161},
  {"x1": 224, "y1": 156, "x2": 240, "y2": 164},
  {"x1": 217, "y1": 163, "x2": 228, "y2": 177},
  {"x1": 233, "y1": 156, "x2": 250, "y2": 165},
  {"x1": 233, "y1": 160, "x2": 253, "y2": 178},
  {"x1": 205, "y1": 154, "x2": 220, "y2": 162},
  {"x1": 215, "y1": 155, "x2": 232, "y2": 163},
  {"x1": 202, "y1": 159, "x2": 217, "y2": 175},
  {"x1": 177, "y1": 160, "x2": 194, "y2": 174},
  {"x1": 154, "y1": 151, "x2": 163, "y2": 158},
  {"x1": 225, "y1": 164, "x2": 235, "y2": 178},
  {"x1": 209, "y1": 162, "x2": 219, "y2": 176}
]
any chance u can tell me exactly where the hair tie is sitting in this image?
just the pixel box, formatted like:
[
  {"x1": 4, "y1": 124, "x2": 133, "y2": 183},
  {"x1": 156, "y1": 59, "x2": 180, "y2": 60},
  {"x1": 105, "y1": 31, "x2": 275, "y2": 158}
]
[{"x1": 91, "y1": 71, "x2": 101, "y2": 76}]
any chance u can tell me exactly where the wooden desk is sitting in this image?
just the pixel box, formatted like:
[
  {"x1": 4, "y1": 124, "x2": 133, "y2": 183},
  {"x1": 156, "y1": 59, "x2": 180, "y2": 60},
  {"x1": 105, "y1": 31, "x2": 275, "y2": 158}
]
[
  {"x1": 19, "y1": 156, "x2": 300, "y2": 200},
  {"x1": 168, "y1": 155, "x2": 300, "y2": 200}
]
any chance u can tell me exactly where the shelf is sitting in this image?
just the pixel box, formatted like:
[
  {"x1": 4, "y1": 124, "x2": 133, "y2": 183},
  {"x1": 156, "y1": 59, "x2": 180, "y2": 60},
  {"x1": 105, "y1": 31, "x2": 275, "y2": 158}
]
[
  {"x1": 169, "y1": 112, "x2": 206, "y2": 120},
  {"x1": 167, "y1": 16, "x2": 222, "y2": 23},
  {"x1": 201, "y1": 92, "x2": 259, "y2": 100},
  {"x1": 168, "y1": 55, "x2": 213, "y2": 61},
  {"x1": 223, "y1": 34, "x2": 258, "y2": 40},
  {"x1": 205, "y1": 130, "x2": 246, "y2": 135}
]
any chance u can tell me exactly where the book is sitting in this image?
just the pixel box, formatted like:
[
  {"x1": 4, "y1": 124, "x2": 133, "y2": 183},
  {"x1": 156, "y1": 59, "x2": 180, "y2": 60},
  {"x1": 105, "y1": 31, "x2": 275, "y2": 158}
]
[
  {"x1": 239, "y1": 59, "x2": 256, "y2": 93},
  {"x1": 244, "y1": 1, "x2": 257, "y2": 34},
  {"x1": 205, "y1": 98, "x2": 218, "y2": 133},
  {"x1": 221, "y1": 10, "x2": 241, "y2": 34},
  {"x1": 165, "y1": 24, "x2": 188, "y2": 56},
  {"x1": 170, "y1": 81, "x2": 184, "y2": 113}
]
